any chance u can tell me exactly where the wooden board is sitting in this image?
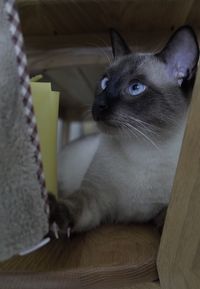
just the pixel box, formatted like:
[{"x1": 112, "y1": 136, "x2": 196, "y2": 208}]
[
  {"x1": 17, "y1": 0, "x2": 195, "y2": 36},
  {"x1": 0, "y1": 224, "x2": 160, "y2": 289},
  {"x1": 16, "y1": 0, "x2": 198, "y2": 72},
  {"x1": 129, "y1": 284, "x2": 160, "y2": 289},
  {"x1": 157, "y1": 68, "x2": 200, "y2": 289}
]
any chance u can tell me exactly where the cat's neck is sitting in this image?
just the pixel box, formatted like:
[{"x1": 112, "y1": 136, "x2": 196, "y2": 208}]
[{"x1": 100, "y1": 118, "x2": 186, "y2": 156}]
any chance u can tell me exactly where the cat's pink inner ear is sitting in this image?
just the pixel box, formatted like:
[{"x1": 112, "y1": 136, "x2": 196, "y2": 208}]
[
  {"x1": 158, "y1": 26, "x2": 199, "y2": 84},
  {"x1": 175, "y1": 71, "x2": 185, "y2": 86},
  {"x1": 173, "y1": 66, "x2": 190, "y2": 86}
]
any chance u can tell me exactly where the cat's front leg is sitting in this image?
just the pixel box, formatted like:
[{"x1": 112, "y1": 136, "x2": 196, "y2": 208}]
[
  {"x1": 48, "y1": 193, "x2": 72, "y2": 236},
  {"x1": 48, "y1": 191, "x2": 102, "y2": 236}
]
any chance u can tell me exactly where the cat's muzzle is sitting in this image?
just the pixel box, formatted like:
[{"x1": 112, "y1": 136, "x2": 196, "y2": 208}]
[{"x1": 92, "y1": 101, "x2": 110, "y2": 121}]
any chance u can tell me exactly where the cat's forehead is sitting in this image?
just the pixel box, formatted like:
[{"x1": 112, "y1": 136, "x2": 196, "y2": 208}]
[
  {"x1": 108, "y1": 54, "x2": 144, "y2": 75},
  {"x1": 107, "y1": 53, "x2": 173, "y2": 85}
]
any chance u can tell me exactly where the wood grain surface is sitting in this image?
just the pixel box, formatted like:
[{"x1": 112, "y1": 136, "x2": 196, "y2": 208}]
[
  {"x1": 17, "y1": 0, "x2": 195, "y2": 36},
  {"x1": 158, "y1": 68, "x2": 200, "y2": 289},
  {"x1": 16, "y1": 0, "x2": 199, "y2": 72},
  {"x1": 129, "y1": 283, "x2": 160, "y2": 289},
  {"x1": 0, "y1": 224, "x2": 160, "y2": 289}
]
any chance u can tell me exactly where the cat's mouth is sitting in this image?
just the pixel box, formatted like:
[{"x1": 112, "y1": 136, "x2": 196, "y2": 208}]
[
  {"x1": 96, "y1": 119, "x2": 121, "y2": 135},
  {"x1": 92, "y1": 105, "x2": 119, "y2": 134}
]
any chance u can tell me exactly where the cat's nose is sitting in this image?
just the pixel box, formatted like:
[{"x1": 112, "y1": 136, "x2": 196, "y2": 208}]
[
  {"x1": 99, "y1": 102, "x2": 108, "y2": 111},
  {"x1": 92, "y1": 100, "x2": 109, "y2": 121}
]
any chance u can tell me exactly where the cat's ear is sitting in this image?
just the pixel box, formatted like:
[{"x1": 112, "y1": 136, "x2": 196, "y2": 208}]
[
  {"x1": 157, "y1": 26, "x2": 199, "y2": 86},
  {"x1": 110, "y1": 29, "x2": 131, "y2": 59}
]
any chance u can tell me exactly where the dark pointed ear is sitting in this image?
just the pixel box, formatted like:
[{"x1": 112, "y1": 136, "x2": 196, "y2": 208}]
[
  {"x1": 157, "y1": 26, "x2": 199, "y2": 86},
  {"x1": 110, "y1": 29, "x2": 131, "y2": 59}
]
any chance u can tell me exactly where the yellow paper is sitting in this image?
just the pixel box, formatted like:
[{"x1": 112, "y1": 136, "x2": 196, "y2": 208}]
[{"x1": 31, "y1": 80, "x2": 59, "y2": 197}]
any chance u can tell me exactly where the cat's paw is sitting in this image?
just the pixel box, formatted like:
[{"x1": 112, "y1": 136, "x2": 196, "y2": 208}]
[{"x1": 48, "y1": 193, "x2": 73, "y2": 238}]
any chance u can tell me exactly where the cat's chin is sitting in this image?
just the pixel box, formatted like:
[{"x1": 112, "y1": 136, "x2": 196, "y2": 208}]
[{"x1": 96, "y1": 121, "x2": 120, "y2": 135}]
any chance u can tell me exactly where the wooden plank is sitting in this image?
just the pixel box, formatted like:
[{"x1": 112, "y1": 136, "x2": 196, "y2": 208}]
[
  {"x1": 25, "y1": 31, "x2": 167, "y2": 72},
  {"x1": 24, "y1": 30, "x2": 189, "y2": 72},
  {"x1": 27, "y1": 46, "x2": 110, "y2": 73},
  {"x1": 17, "y1": 0, "x2": 195, "y2": 37},
  {"x1": 19, "y1": 0, "x2": 197, "y2": 71},
  {"x1": 25, "y1": 30, "x2": 176, "y2": 51},
  {"x1": 186, "y1": 0, "x2": 200, "y2": 29},
  {"x1": 0, "y1": 224, "x2": 160, "y2": 289},
  {"x1": 26, "y1": 28, "x2": 200, "y2": 72},
  {"x1": 157, "y1": 68, "x2": 200, "y2": 289},
  {"x1": 129, "y1": 284, "x2": 160, "y2": 289}
]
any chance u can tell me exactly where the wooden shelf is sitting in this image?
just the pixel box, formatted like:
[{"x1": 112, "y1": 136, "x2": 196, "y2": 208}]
[
  {"x1": 17, "y1": 0, "x2": 199, "y2": 37},
  {"x1": 0, "y1": 224, "x2": 160, "y2": 289},
  {"x1": 16, "y1": 0, "x2": 200, "y2": 72}
]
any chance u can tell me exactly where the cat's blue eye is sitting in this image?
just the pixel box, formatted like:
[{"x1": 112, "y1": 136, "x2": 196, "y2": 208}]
[
  {"x1": 128, "y1": 82, "x2": 146, "y2": 96},
  {"x1": 101, "y1": 77, "x2": 109, "y2": 90}
]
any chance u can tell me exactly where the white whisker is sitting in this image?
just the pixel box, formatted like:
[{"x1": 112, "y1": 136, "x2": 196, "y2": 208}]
[
  {"x1": 126, "y1": 123, "x2": 160, "y2": 150},
  {"x1": 117, "y1": 113, "x2": 159, "y2": 138}
]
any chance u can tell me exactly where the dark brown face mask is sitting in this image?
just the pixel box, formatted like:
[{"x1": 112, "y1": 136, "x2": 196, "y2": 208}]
[{"x1": 92, "y1": 26, "x2": 199, "y2": 138}]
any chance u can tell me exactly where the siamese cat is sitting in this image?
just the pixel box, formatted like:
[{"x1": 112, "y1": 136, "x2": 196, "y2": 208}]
[{"x1": 49, "y1": 26, "x2": 199, "y2": 235}]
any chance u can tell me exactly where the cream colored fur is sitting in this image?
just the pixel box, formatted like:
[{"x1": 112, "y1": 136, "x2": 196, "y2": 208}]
[{"x1": 58, "y1": 122, "x2": 185, "y2": 232}]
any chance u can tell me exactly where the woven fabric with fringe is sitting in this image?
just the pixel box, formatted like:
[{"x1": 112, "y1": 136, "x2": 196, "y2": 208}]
[{"x1": 4, "y1": 0, "x2": 49, "y2": 215}]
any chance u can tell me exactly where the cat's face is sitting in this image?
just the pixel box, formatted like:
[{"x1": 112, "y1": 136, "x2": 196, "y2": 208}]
[{"x1": 92, "y1": 27, "x2": 199, "y2": 139}]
